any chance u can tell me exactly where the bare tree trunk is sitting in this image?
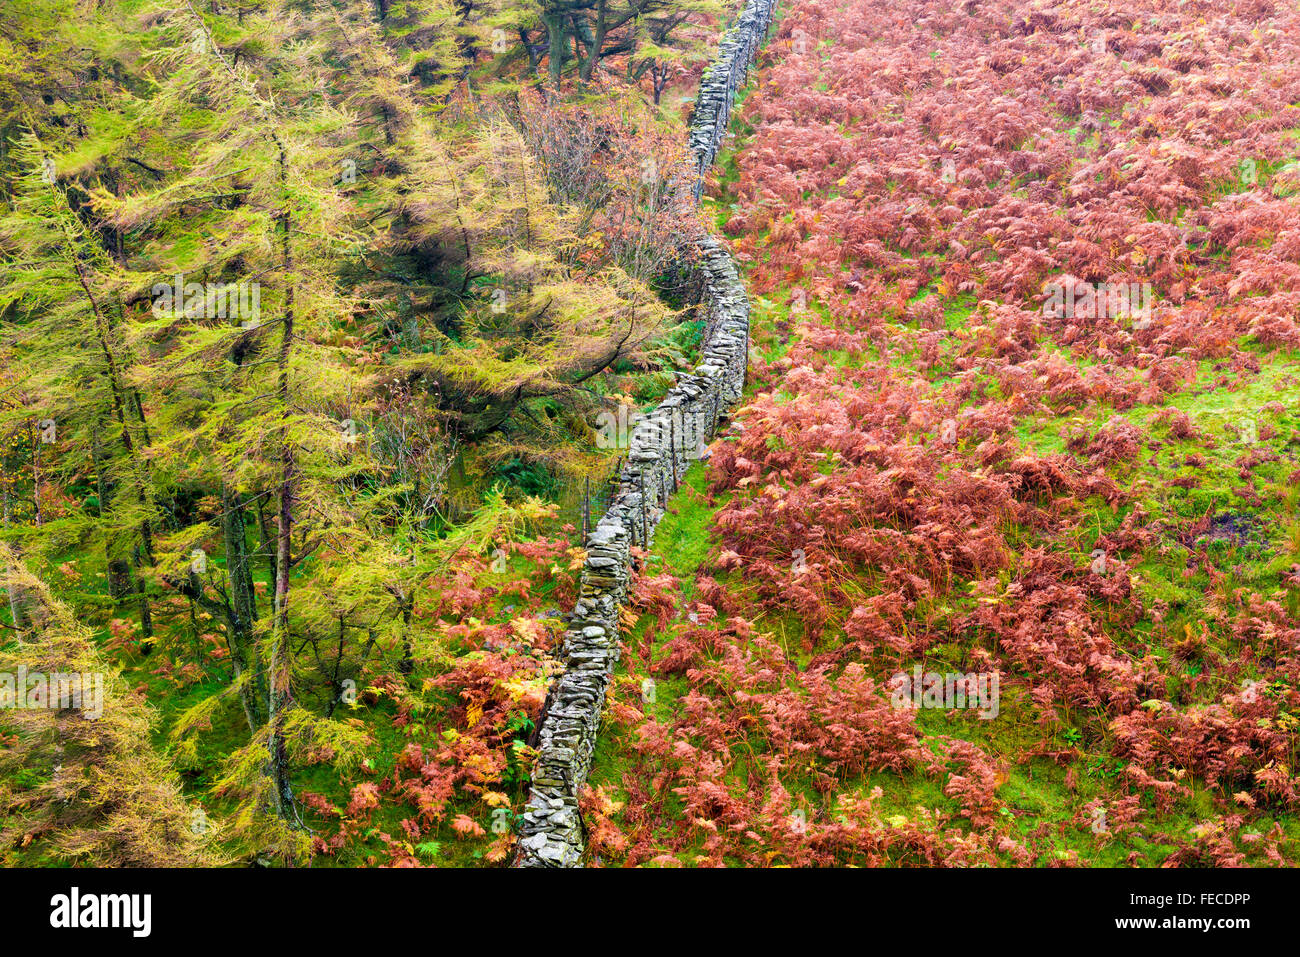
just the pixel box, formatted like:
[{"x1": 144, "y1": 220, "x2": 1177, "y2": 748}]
[
  {"x1": 579, "y1": 0, "x2": 608, "y2": 81},
  {"x1": 544, "y1": 7, "x2": 568, "y2": 85},
  {"x1": 2, "y1": 491, "x2": 30, "y2": 638},
  {"x1": 133, "y1": 544, "x2": 153, "y2": 646},
  {"x1": 267, "y1": 190, "x2": 296, "y2": 820},
  {"x1": 69, "y1": 253, "x2": 156, "y2": 651},
  {"x1": 222, "y1": 482, "x2": 268, "y2": 733},
  {"x1": 91, "y1": 418, "x2": 134, "y2": 607},
  {"x1": 396, "y1": 588, "x2": 415, "y2": 675}
]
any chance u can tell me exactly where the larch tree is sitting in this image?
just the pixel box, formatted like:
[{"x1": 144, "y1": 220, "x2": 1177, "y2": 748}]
[
  {"x1": 0, "y1": 545, "x2": 220, "y2": 866},
  {"x1": 63, "y1": 1, "x2": 376, "y2": 843},
  {"x1": 0, "y1": 131, "x2": 160, "y2": 646}
]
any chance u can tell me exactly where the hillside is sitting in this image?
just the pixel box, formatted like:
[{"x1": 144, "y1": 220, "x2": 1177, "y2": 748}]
[
  {"x1": 581, "y1": 0, "x2": 1300, "y2": 868},
  {"x1": 2, "y1": 0, "x2": 1300, "y2": 890}
]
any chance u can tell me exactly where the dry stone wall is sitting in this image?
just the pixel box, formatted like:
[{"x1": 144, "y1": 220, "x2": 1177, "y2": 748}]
[
  {"x1": 514, "y1": 0, "x2": 776, "y2": 869},
  {"x1": 690, "y1": 0, "x2": 778, "y2": 201}
]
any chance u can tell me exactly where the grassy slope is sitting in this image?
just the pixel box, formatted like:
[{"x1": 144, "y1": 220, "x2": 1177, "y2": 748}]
[{"x1": 586, "y1": 15, "x2": 1300, "y2": 866}]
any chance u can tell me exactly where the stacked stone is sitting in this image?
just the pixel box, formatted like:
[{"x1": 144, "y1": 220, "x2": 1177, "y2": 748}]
[
  {"x1": 688, "y1": 0, "x2": 778, "y2": 200},
  {"x1": 514, "y1": 0, "x2": 773, "y2": 869},
  {"x1": 515, "y1": 522, "x2": 630, "y2": 867}
]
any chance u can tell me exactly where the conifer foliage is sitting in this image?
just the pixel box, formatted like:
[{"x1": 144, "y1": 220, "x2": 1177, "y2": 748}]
[{"x1": 0, "y1": 0, "x2": 724, "y2": 865}]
